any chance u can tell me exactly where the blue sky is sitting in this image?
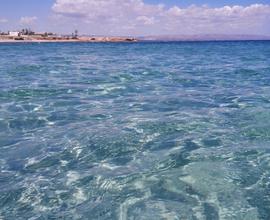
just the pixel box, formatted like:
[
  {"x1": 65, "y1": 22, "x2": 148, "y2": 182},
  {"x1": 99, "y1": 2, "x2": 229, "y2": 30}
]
[
  {"x1": 146, "y1": 0, "x2": 270, "y2": 7},
  {"x1": 0, "y1": 0, "x2": 270, "y2": 35}
]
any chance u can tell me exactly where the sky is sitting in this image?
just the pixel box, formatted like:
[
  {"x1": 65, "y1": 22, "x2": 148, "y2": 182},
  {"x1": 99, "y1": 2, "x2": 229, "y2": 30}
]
[{"x1": 0, "y1": 0, "x2": 270, "y2": 36}]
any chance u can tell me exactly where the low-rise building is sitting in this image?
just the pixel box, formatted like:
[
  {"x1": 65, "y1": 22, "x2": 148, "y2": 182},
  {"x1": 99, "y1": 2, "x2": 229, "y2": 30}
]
[{"x1": 9, "y1": 31, "x2": 20, "y2": 37}]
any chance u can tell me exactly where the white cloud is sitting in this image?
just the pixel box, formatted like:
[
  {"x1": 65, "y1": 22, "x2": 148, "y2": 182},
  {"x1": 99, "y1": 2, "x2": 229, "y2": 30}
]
[
  {"x1": 0, "y1": 18, "x2": 8, "y2": 23},
  {"x1": 20, "y1": 16, "x2": 38, "y2": 25},
  {"x1": 51, "y1": 0, "x2": 270, "y2": 35},
  {"x1": 136, "y1": 16, "x2": 155, "y2": 25}
]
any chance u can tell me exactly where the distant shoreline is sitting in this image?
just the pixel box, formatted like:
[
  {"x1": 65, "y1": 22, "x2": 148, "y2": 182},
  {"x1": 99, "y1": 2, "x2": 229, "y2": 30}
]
[
  {"x1": 0, "y1": 40, "x2": 137, "y2": 43},
  {"x1": 1, "y1": 33, "x2": 270, "y2": 43},
  {"x1": 0, "y1": 36, "x2": 138, "y2": 43},
  {"x1": 1, "y1": 39, "x2": 270, "y2": 44}
]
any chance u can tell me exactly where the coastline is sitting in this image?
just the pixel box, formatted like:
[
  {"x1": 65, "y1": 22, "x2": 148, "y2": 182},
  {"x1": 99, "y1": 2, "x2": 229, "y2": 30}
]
[
  {"x1": 0, "y1": 36, "x2": 138, "y2": 43},
  {"x1": 1, "y1": 37, "x2": 270, "y2": 43}
]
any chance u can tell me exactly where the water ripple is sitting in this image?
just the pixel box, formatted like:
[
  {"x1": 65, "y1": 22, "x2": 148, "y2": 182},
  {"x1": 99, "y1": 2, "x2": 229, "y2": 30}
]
[{"x1": 0, "y1": 41, "x2": 270, "y2": 219}]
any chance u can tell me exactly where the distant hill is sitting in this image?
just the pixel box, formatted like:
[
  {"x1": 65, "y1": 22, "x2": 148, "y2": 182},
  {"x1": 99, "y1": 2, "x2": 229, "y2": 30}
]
[{"x1": 139, "y1": 34, "x2": 270, "y2": 41}]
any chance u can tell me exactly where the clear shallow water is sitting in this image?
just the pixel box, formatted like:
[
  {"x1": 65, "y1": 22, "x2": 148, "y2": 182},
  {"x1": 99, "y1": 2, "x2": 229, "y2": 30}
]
[{"x1": 0, "y1": 41, "x2": 270, "y2": 219}]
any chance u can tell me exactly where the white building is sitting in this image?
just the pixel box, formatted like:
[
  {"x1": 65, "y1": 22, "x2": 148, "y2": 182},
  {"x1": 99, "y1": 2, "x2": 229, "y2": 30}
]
[{"x1": 9, "y1": 31, "x2": 20, "y2": 37}]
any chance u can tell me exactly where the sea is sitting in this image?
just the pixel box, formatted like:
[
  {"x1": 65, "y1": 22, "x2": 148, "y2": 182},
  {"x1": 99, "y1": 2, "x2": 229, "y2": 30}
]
[{"x1": 0, "y1": 41, "x2": 270, "y2": 219}]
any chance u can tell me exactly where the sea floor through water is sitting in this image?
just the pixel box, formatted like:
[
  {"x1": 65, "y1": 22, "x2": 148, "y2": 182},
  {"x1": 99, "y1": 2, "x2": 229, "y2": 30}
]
[{"x1": 0, "y1": 41, "x2": 270, "y2": 219}]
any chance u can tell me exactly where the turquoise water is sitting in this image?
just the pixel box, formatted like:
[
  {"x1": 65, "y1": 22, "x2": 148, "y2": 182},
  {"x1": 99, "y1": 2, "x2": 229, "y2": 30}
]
[{"x1": 0, "y1": 41, "x2": 270, "y2": 219}]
